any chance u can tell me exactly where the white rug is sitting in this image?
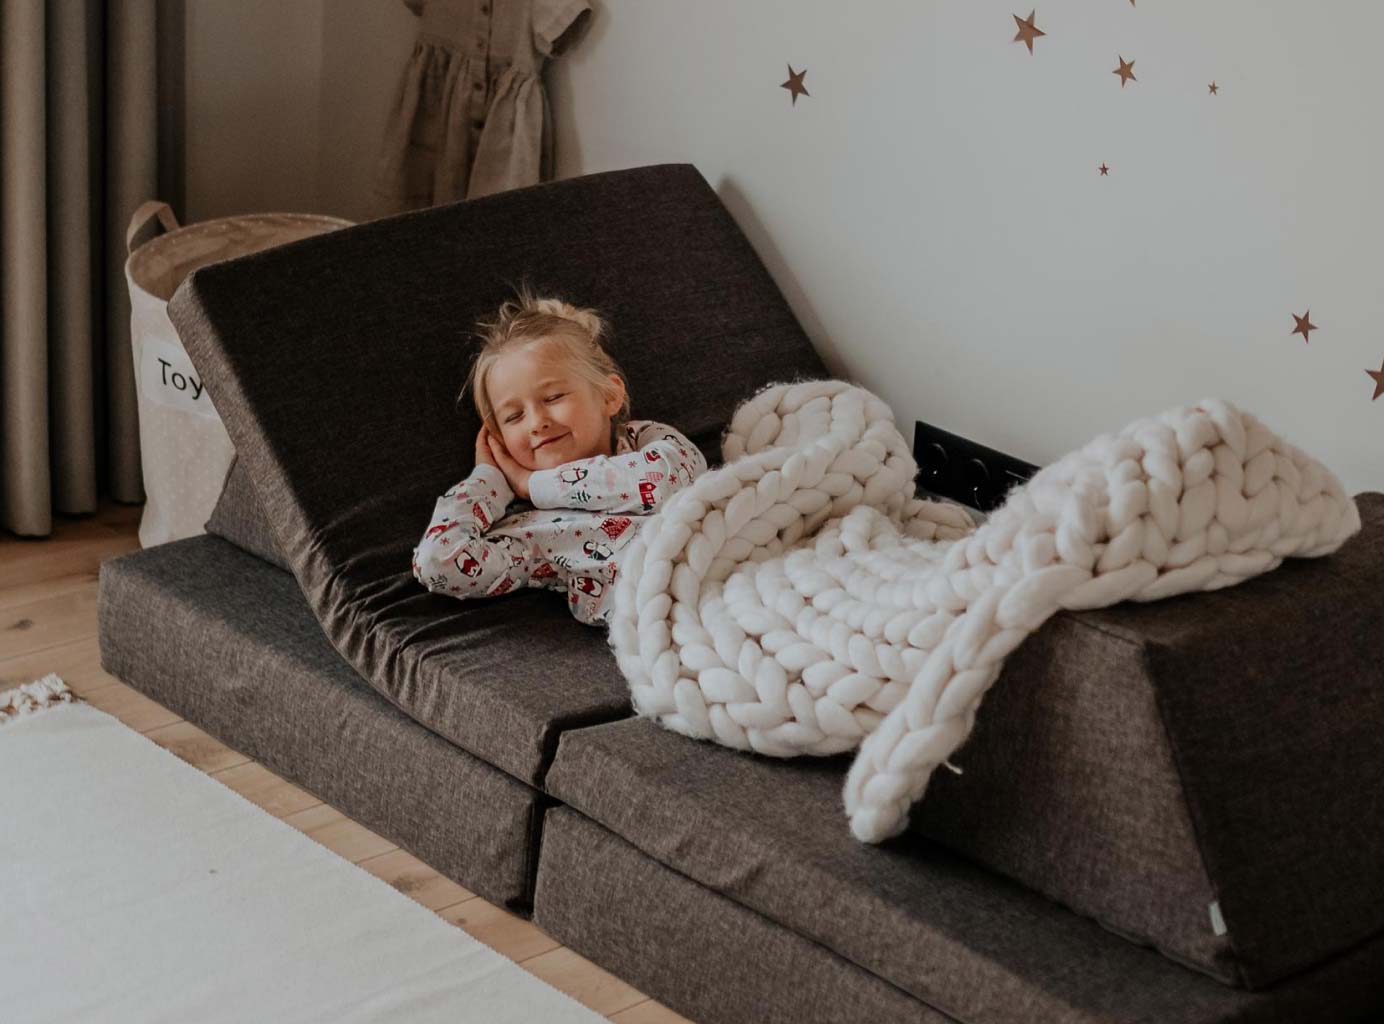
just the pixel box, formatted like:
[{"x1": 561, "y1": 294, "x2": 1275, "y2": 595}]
[{"x1": 0, "y1": 675, "x2": 606, "y2": 1024}]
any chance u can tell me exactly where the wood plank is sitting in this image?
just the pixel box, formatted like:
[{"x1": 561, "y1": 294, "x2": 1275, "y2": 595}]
[
  {"x1": 0, "y1": 512, "x2": 117, "y2": 552},
  {"x1": 96, "y1": 499, "x2": 145, "y2": 530},
  {"x1": 282, "y1": 804, "x2": 397, "y2": 863},
  {"x1": 436, "y1": 897, "x2": 562, "y2": 963},
  {"x1": 520, "y1": 946, "x2": 647, "y2": 1018},
  {"x1": 0, "y1": 637, "x2": 121, "y2": 697},
  {"x1": 0, "y1": 568, "x2": 102, "y2": 613},
  {"x1": 209, "y1": 761, "x2": 322, "y2": 819},
  {"x1": 0, "y1": 587, "x2": 100, "y2": 660},
  {"x1": 610, "y1": 999, "x2": 699, "y2": 1024},
  {"x1": 1, "y1": 524, "x2": 141, "y2": 591},
  {"x1": 357, "y1": 848, "x2": 476, "y2": 910},
  {"x1": 144, "y1": 719, "x2": 252, "y2": 774},
  {"x1": 81, "y1": 678, "x2": 182, "y2": 733}
]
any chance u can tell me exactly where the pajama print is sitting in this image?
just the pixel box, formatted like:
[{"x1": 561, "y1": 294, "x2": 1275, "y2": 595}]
[{"x1": 412, "y1": 419, "x2": 708, "y2": 626}]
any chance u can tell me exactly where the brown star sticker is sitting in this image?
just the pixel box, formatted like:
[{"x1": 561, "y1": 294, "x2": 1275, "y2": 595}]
[
  {"x1": 1208, "y1": 81, "x2": 1219, "y2": 95},
  {"x1": 1098, "y1": 163, "x2": 1110, "y2": 175},
  {"x1": 1291, "y1": 310, "x2": 1317, "y2": 343},
  {"x1": 1012, "y1": 10, "x2": 1045, "y2": 54},
  {"x1": 1113, "y1": 56, "x2": 1137, "y2": 87},
  {"x1": 1367, "y1": 358, "x2": 1384, "y2": 400},
  {"x1": 781, "y1": 65, "x2": 809, "y2": 105}
]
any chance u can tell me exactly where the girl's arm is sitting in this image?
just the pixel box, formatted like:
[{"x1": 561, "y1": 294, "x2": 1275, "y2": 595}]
[
  {"x1": 527, "y1": 423, "x2": 709, "y2": 514},
  {"x1": 412, "y1": 464, "x2": 530, "y2": 599}
]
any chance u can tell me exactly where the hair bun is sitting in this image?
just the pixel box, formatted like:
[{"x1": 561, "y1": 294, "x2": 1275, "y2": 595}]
[
  {"x1": 533, "y1": 298, "x2": 601, "y2": 342},
  {"x1": 462, "y1": 282, "x2": 630, "y2": 431}
]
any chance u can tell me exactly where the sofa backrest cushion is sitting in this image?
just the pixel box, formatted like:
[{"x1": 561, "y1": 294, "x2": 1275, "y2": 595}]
[
  {"x1": 168, "y1": 163, "x2": 829, "y2": 770},
  {"x1": 914, "y1": 491, "x2": 1384, "y2": 989}
]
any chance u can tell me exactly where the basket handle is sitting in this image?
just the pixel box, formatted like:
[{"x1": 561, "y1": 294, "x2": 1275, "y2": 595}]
[{"x1": 125, "y1": 201, "x2": 181, "y2": 256}]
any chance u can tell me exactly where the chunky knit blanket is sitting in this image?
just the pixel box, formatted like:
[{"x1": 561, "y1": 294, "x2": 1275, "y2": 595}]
[{"x1": 606, "y1": 381, "x2": 1361, "y2": 843}]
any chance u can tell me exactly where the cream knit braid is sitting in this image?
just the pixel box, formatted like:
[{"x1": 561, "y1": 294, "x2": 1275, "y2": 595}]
[{"x1": 605, "y1": 381, "x2": 1361, "y2": 843}]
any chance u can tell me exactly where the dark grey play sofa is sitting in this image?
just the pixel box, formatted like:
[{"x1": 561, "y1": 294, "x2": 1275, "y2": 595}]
[{"x1": 97, "y1": 163, "x2": 1384, "y2": 1023}]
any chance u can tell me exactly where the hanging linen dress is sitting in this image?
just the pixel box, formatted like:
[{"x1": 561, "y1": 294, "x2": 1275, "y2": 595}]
[{"x1": 373, "y1": 0, "x2": 593, "y2": 214}]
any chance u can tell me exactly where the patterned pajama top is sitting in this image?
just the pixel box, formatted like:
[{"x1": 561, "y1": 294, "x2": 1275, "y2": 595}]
[{"x1": 412, "y1": 420, "x2": 708, "y2": 626}]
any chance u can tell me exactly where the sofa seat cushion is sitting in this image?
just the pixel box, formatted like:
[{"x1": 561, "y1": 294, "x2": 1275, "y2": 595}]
[
  {"x1": 96, "y1": 534, "x2": 542, "y2": 910},
  {"x1": 544, "y1": 719, "x2": 1384, "y2": 1022},
  {"x1": 166, "y1": 162, "x2": 829, "y2": 785},
  {"x1": 535, "y1": 807, "x2": 958, "y2": 1024}
]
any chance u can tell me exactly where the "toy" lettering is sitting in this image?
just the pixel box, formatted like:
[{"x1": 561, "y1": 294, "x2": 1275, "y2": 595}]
[{"x1": 157, "y1": 358, "x2": 205, "y2": 400}]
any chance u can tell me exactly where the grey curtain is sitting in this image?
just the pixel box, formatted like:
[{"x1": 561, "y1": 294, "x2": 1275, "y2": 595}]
[{"x1": 1, "y1": 0, "x2": 184, "y2": 537}]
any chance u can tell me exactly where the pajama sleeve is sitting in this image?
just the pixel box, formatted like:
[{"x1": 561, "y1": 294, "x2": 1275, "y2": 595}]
[
  {"x1": 528, "y1": 423, "x2": 708, "y2": 514},
  {"x1": 412, "y1": 464, "x2": 530, "y2": 599}
]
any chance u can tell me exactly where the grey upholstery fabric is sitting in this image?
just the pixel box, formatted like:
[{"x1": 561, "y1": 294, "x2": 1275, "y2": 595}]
[
  {"x1": 908, "y1": 595, "x2": 1219, "y2": 976},
  {"x1": 165, "y1": 163, "x2": 830, "y2": 786},
  {"x1": 1116, "y1": 488, "x2": 1384, "y2": 987},
  {"x1": 534, "y1": 808, "x2": 959, "y2": 1024},
  {"x1": 543, "y1": 727, "x2": 1384, "y2": 1022},
  {"x1": 205, "y1": 454, "x2": 290, "y2": 572},
  {"x1": 938, "y1": 487, "x2": 1384, "y2": 989},
  {"x1": 97, "y1": 533, "x2": 541, "y2": 911}
]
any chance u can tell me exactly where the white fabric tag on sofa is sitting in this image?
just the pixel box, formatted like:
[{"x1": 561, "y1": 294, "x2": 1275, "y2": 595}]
[{"x1": 1209, "y1": 900, "x2": 1228, "y2": 936}]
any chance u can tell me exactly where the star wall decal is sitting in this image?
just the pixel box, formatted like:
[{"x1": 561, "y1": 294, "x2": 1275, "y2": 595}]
[
  {"x1": 1208, "y1": 81, "x2": 1219, "y2": 95},
  {"x1": 1113, "y1": 56, "x2": 1137, "y2": 86},
  {"x1": 781, "y1": 65, "x2": 809, "y2": 105},
  {"x1": 1012, "y1": 10, "x2": 1045, "y2": 54},
  {"x1": 1368, "y1": 359, "x2": 1384, "y2": 400},
  {"x1": 1292, "y1": 310, "x2": 1317, "y2": 343},
  {"x1": 1098, "y1": 163, "x2": 1110, "y2": 175}
]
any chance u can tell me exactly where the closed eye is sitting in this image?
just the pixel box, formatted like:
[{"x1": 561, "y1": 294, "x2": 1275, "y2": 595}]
[{"x1": 503, "y1": 394, "x2": 563, "y2": 423}]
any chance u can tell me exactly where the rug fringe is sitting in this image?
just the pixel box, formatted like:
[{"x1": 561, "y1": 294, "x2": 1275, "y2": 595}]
[{"x1": 0, "y1": 674, "x2": 77, "y2": 727}]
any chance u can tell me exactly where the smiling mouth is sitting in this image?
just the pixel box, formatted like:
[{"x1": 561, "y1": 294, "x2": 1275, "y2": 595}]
[{"x1": 534, "y1": 434, "x2": 566, "y2": 451}]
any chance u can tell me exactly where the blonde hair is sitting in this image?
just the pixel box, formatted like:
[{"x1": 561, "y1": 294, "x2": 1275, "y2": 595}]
[{"x1": 462, "y1": 281, "x2": 632, "y2": 440}]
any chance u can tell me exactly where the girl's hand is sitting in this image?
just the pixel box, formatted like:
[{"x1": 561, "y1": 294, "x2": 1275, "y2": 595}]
[
  {"x1": 475, "y1": 426, "x2": 499, "y2": 470},
  {"x1": 486, "y1": 432, "x2": 532, "y2": 501}
]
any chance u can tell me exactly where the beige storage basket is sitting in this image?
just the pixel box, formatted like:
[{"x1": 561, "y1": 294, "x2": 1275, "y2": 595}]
[{"x1": 124, "y1": 201, "x2": 353, "y2": 549}]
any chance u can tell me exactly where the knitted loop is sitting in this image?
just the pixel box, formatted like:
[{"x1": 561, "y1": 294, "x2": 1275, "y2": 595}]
[{"x1": 604, "y1": 382, "x2": 1362, "y2": 844}]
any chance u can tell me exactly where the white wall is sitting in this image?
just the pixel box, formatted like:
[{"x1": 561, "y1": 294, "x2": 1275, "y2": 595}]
[
  {"x1": 184, "y1": 0, "x2": 325, "y2": 220},
  {"x1": 317, "y1": 1, "x2": 419, "y2": 221},
  {"x1": 187, "y1": 1, "x2": 1383, "y2": 494}
]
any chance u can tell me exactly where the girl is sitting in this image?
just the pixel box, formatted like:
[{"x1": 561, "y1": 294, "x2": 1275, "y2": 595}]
[{"x1": 412, "y1": 285, "x2": 708, "y2": 626}]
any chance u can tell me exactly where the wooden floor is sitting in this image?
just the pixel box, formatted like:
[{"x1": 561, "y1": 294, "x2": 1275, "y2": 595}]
[{"x1": 0, "y1": 499, "x2": 692, "y2": 1024}]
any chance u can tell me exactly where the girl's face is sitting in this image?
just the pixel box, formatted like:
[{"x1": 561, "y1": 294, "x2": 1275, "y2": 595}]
[{"x1": 485, "y1": 343, "x2": 625, "y2": 472}]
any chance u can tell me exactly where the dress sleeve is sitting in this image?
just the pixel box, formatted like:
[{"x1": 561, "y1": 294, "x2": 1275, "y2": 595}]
[
  {"x1": 528, "y1": 422, "x2": 708, "y2": 514},
  {"x1": 532, "y1": 0, "x2": 593, "y2": 58},
  {"x1": 412, "y1": 464, "x2": 531, "y2": 599}
]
